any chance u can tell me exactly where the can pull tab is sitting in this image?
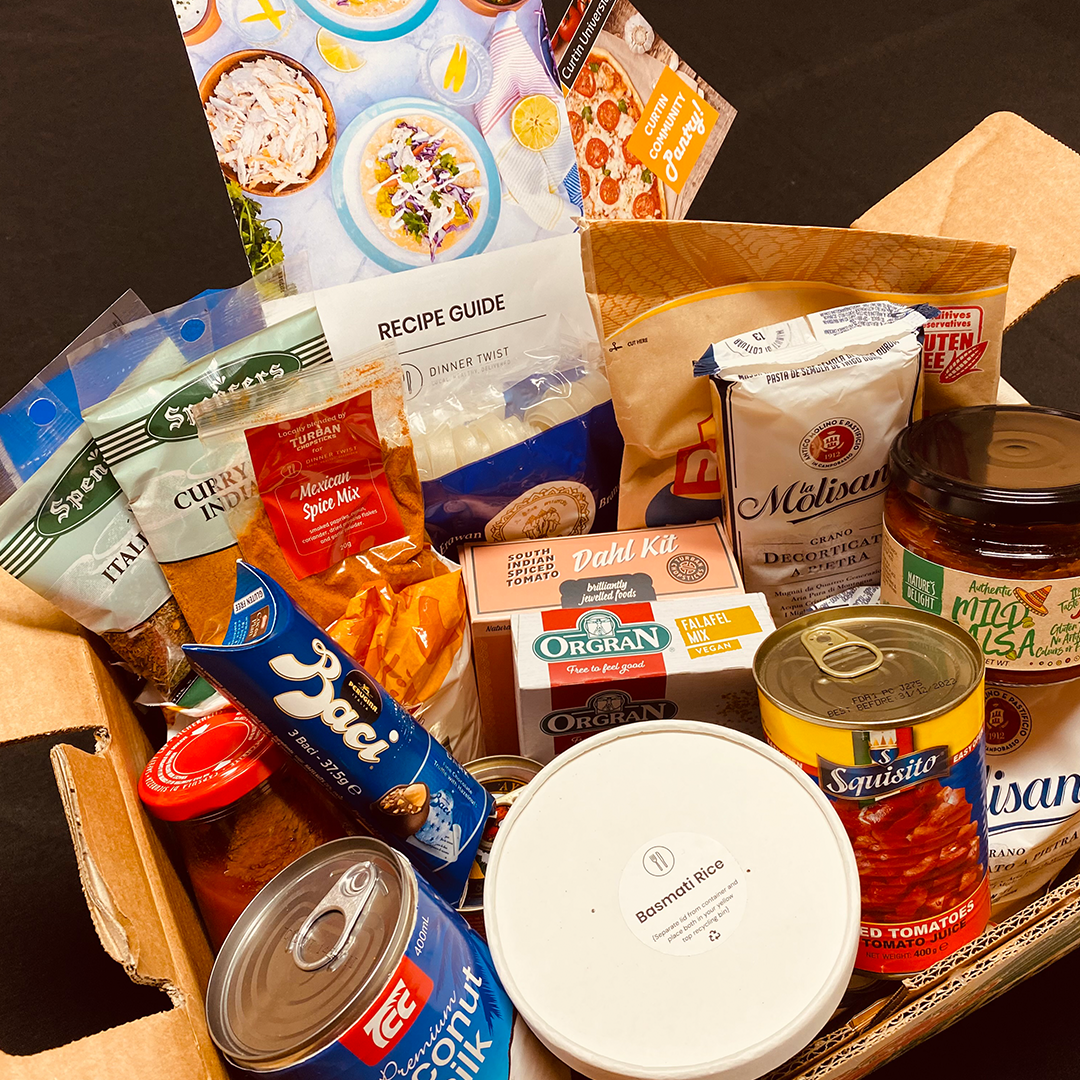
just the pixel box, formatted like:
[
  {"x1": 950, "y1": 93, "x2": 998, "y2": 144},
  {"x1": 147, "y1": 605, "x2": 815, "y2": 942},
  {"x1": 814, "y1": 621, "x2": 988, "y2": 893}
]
[
  {"x1": 800, "y1": 625, "x2": 884, "y2": 679},
  {"x1": 291, "y1": 861, "x2": 382, "y2": 972}
]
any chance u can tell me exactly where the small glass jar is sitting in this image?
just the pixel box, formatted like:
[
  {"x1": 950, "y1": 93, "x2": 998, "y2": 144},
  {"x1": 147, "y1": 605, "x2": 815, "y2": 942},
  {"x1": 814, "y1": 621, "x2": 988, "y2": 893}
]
[
  {"x1": 139, "y1": 711, "x2": 356, "y2": 949},
  {"x1": 881, "y1": 406, "x2": 1080, "y2": 685}
]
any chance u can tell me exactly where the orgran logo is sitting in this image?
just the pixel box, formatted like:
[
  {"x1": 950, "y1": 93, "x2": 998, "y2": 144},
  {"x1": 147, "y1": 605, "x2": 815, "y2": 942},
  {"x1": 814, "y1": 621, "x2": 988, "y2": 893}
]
[{"x1": 532, "y1": 609, "x2": 672, "y2": 662}]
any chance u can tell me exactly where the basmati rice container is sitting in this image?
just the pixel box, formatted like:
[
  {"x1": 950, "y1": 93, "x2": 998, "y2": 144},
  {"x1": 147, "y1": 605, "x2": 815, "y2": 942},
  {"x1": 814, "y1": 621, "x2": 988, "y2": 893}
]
[{"x1": 483, "y1": 721, "x2": 860, "y2": 1080}]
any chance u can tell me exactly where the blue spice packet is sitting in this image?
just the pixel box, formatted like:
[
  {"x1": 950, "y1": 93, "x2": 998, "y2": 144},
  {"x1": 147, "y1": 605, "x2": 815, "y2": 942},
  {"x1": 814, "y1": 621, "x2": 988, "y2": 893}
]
[{"x1": 183, "y1": 561, "x2": 492, "y2": 906}]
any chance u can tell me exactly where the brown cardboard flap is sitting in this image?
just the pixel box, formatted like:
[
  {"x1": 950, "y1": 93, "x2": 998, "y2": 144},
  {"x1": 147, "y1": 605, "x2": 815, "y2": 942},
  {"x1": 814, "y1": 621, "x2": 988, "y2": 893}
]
[
  {"x1": 0, "y1": 568, "x2": 227, "y2": 1079},
  {"x1": 0, "y1": 1009, "x2": 221, "y2": 1080},
  {"x1": 853, "y1": 112, "x2": 1080, "y2": 328}
]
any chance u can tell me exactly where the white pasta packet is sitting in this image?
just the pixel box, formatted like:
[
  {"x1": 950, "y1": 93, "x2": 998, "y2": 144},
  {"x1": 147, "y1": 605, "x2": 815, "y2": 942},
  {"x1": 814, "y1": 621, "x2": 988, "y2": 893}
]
[
  {"x1": 695, "y1": 302, "x2": 933, "y2": 625},
  {"x1": 987, "y1": 679, "x2": 1080, "y2": 917}
]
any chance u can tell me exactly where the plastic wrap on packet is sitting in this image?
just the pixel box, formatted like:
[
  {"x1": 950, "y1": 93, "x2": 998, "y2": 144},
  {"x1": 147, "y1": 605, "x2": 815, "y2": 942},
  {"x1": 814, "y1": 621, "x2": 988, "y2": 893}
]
[
  {"x1": 183, "y1": 561, "x2": 492, "y2": 906},
  {"x1": 409, "y1": 322, "x2": 623, "y2": 557}
]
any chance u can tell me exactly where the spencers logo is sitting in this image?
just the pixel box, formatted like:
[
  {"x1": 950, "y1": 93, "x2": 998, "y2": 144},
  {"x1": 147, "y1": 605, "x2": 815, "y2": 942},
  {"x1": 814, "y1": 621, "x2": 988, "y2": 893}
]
[
  {"x1": 818, "y1": 745, "x2": 950, "y2": 801},
  {"x1": 799, "y1": 418, "x2": 862, "y2": 469},
  {"x1": 269, "y1": 640, "x2": 391, "y2": 763},
  {"x1": 341, "y1": 957, "x2": 433, "y2": 1066},
  {"x1": 38, "y1": 441, "x2": 122, "y2": 537},
  {"x1": 540, "y1": 689, "x2": 678, "y2": 735},
  {"x1": 147, "y1": 351, "x2": 300, "y2": 441},
  {"x1": 532, "y1": 610, "x2": 672, "y2": 662}
]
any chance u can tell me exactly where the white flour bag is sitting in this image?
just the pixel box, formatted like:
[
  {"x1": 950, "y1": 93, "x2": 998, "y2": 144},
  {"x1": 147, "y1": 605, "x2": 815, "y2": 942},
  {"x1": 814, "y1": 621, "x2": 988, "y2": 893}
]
[{"x1": 694, "y1": 301, "x2": 933, "y2": 624}]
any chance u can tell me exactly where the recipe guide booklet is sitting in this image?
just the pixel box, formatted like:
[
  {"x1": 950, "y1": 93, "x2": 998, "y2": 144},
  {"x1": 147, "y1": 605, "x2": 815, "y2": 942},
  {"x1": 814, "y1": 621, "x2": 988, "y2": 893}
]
[
  {"x1": 551, "y1": 0, "x2": 736, "y2": 221},
  {"x1": 175, "y1": 0, "x2": 581, "y2": 288}
]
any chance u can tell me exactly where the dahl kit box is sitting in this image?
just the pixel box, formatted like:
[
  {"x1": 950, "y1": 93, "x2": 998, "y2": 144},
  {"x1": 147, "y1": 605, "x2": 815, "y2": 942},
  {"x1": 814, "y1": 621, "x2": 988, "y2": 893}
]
[
  {"x1": 512, "y1": 592, "x2": 773, "y2": 763},
  {"x1": 460, "y1": 521, "x2": 744, "y2": 755}
]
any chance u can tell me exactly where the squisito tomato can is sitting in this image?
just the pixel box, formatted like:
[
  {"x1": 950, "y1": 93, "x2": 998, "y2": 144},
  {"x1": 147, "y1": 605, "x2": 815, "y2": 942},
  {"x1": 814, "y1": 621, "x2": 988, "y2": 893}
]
[{"x1": 754, "y1": 606, "x2": 988, "y2": 977}]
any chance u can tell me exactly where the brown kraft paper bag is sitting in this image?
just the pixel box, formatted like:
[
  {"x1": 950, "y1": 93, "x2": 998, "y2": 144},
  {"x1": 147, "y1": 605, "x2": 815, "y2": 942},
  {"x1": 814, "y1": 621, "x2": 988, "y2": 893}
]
[{"x1": 582, "y1": 220, "x2": 1014, "y2": 529}]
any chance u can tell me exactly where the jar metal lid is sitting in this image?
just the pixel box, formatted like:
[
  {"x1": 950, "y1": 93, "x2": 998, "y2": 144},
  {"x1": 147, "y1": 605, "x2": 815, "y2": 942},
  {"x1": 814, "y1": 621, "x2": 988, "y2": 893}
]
[
  {"x1": 890, "y1": 405, "x2": 1080, "y2": 525},
  {"x1": 138, "y1": 710, "x2": 286, "y2": 822}
]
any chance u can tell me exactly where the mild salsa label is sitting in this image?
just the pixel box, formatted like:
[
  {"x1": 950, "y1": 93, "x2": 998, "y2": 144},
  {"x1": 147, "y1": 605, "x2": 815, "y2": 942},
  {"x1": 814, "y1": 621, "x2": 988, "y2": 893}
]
[
  {"x1": 245, "y1": 392, "x2": 405, "y2": 581},
  {"x1": 881, "y1": 523, "x2": 1080, "y2": 674}
]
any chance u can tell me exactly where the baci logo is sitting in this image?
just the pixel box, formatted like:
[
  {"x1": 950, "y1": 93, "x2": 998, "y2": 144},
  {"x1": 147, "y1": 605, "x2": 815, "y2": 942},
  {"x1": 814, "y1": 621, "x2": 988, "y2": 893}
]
[
  {"x1": 540, "y1": 689, "x2": 678, "y2": 735},
  {"x1": 38, "y1": 441, "x2": 122, "y2": 536},
  {"x1": 818, "y1": 746, "x2": 950, "y2": 801},
  {"x1": 148, "y1": 351, "x2": 301, "y2": 441},
  {"x1": 532, "y1": 609, "x2": 672, "y2": 662}
]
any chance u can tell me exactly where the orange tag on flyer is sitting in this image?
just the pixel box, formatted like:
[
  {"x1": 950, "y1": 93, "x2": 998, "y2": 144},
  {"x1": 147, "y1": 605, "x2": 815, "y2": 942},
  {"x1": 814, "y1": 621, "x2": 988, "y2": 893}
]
[{"x1": 625, "y1": 66, "x2": 720, "y2": 194}]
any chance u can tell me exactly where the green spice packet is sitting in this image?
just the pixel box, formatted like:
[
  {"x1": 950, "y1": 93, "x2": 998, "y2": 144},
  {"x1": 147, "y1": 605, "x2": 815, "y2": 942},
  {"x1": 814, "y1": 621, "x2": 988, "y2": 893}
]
[
  {"x1": 71, "y1": 263, "x2": 332, "y2": 643},
  {"x1": 0, "y1": 373, "x2": 198, "y2": 700}
]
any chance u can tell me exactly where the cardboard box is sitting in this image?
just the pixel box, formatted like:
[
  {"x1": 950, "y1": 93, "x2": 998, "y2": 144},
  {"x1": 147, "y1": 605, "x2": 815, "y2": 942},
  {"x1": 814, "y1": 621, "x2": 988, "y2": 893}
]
[
  {"x1": 460, "y1": 521, "x2": 744, "y2": 755},
  {"x1": 8, "y1": 112, "x2": 1080, "y2": 1080},
  {"x1": 512, "y1": 592, "x2": 773, "y2": 762},
  {"x1": 0, "y1": 571, "x2": 226, "y2": 1080},
  {"x1": 756, "y1": 112, "x2": 1080, "y2": 1079}
]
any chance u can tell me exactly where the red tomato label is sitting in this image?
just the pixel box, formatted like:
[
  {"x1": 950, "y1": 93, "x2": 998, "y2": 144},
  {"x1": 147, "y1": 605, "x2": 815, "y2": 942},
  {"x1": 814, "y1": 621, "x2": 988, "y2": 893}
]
[
  {"x1": 596, "y1": 99, "x2": 621, "y2": 132},
  {"x1": 599, "y1": 176, "x2": 621, "y2": 205},
  {"x1": 622, "y1": 134, "x2": 641, "y2": 167},
  {"x1": 632, "y1": 191, "x2": 657, "y2": 219},
  {"x1": 574, "y1": 70, "x2": 595, "y2": 97},
  {"x1": 245, "y1": 391, "x2": 405, "y2": 581},
  {"x1": 584, "y1": 137, "x2": 609, "y2": 169},
  {"x1": 578, "y1": 165, "x2": 590, "y2": 200},
  {"x1": 569, "y1": 111, "x2": 584, "y2": 144}
]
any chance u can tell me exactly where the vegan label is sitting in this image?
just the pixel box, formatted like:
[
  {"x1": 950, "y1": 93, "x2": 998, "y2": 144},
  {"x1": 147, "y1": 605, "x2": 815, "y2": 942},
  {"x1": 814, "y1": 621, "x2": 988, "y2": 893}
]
[
  {"x1": 882, "y1": 524, "x2": 1080, "y2": 672},
  {"x1": 619, "y1": 831, "x2": 746, "y2": 956},
  {"x1": 675, "y1": 605, "x2": 761, "y2": 659}
]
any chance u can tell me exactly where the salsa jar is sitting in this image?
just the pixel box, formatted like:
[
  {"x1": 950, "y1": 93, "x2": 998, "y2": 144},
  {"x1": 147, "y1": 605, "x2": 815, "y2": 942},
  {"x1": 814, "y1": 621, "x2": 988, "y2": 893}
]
[
  {"x1": 139, "y1": 710, "x2": 357, "y2": 949},
  {"x1": 882, "y1": 405, "x2": 1080, "y2": 683}
]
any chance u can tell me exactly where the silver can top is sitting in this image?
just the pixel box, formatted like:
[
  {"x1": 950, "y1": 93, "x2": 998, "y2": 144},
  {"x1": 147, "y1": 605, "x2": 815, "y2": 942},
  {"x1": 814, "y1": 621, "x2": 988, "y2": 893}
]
[
  {"x1": 206, "y1": 837, "x2": 414, "y2": 1071},
  {"x1": 754, "y1": 606, "x2": 984, "y2": 728}
]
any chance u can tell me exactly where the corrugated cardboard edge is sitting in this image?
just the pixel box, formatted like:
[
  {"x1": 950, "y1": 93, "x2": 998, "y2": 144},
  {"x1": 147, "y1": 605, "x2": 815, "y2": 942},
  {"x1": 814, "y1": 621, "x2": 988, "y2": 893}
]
[
  {"x1": 764, "y1": 862, "x2": 1080, "y2": 1080},
  {"x1": 853, "y1": 111, "x2": 1080, "y2": 329},
  {"x1": 0, "y1": 570, "x2": 227, "y2": 1080}
]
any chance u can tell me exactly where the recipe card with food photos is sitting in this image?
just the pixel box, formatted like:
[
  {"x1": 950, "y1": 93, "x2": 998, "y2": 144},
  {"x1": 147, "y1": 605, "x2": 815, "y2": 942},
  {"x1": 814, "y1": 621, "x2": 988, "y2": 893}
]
[
  {"x1": 175, "y1": 0, "x2": 581, "y2": 288},
  {"x1": 550, "y1": 0, "x2": 735, "y2": 221}
]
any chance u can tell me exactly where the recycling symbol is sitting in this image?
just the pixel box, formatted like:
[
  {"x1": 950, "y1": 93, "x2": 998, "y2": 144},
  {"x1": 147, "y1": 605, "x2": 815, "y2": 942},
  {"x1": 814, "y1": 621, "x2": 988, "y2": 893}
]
[{"x1": 708, "y1": 930, "x2": 722, "y2": 942}]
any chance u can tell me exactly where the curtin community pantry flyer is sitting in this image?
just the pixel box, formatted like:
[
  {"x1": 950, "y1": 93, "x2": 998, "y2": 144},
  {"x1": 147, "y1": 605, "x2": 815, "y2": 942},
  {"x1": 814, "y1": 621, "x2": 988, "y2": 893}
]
[
  {"x1": 550, "y1": 0, "x2": 735, "y2": 221},
  {"x1": 174, "y1": 0, "x2": 581, "y2": 288}
]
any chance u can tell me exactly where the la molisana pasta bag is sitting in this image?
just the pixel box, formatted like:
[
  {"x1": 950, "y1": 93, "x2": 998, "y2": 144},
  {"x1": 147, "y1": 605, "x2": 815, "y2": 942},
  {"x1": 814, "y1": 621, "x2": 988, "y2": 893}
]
[{"x1": 583, "y1": 220, "x2": 1014, "y2": 529}]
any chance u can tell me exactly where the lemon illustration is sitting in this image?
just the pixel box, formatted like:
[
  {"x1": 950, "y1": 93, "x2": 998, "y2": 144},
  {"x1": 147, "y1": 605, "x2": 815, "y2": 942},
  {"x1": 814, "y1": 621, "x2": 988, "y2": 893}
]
[
  {"x1": 511, "y1": 94, "x2": 561, "y2": 152},
  {"x1": 317, "y1": 29, "x2": 365, "y2": 72}
]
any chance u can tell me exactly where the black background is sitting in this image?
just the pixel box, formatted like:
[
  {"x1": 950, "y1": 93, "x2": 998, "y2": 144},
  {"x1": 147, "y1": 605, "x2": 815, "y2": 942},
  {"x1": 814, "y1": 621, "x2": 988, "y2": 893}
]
[{"x1": 3, "y1": 0, "x2": 1080, "y2": 1072}]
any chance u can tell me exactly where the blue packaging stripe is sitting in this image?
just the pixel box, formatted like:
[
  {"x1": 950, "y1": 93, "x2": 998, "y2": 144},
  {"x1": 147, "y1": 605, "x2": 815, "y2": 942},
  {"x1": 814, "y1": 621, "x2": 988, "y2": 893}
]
[
  {"x1": 184, "y1": 563, "x2": 492, "y2": 906},
  {"x1": 422, "y1": 398, "x2": 623, "y2": 556},
  {"x1": 257, "y1": 869, "x2": 514, "y2": 1080}
]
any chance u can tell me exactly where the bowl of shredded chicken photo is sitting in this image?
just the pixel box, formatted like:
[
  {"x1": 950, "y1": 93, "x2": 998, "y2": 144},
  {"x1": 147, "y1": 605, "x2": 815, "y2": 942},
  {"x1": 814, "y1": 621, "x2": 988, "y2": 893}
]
[{"x1": 200, "y1": 51, "x2": 336, "y2": 196}]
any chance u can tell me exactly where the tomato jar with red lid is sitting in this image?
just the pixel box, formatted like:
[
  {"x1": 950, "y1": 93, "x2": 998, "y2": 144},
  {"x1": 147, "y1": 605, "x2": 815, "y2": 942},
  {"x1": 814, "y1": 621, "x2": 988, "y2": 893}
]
[
  {"x1": 882, "y1": 405, "x2": 1080, "y2": 684},
  {"x1": 139, "y1": 710, "x2": 356, "y2": 948}
]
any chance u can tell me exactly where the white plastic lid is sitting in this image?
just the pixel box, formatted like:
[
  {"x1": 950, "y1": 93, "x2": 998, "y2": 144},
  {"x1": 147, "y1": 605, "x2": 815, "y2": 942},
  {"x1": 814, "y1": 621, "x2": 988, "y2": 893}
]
[{"x1": 484, "y1": 721, "x2": 859, "y2": 1080}]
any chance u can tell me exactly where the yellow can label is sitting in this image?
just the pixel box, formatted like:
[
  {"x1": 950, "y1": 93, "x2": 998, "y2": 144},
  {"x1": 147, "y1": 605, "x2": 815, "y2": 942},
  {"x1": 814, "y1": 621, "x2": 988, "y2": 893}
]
[{"x1": 760, "y1": 683, "x2": 989, "y2": 976}]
